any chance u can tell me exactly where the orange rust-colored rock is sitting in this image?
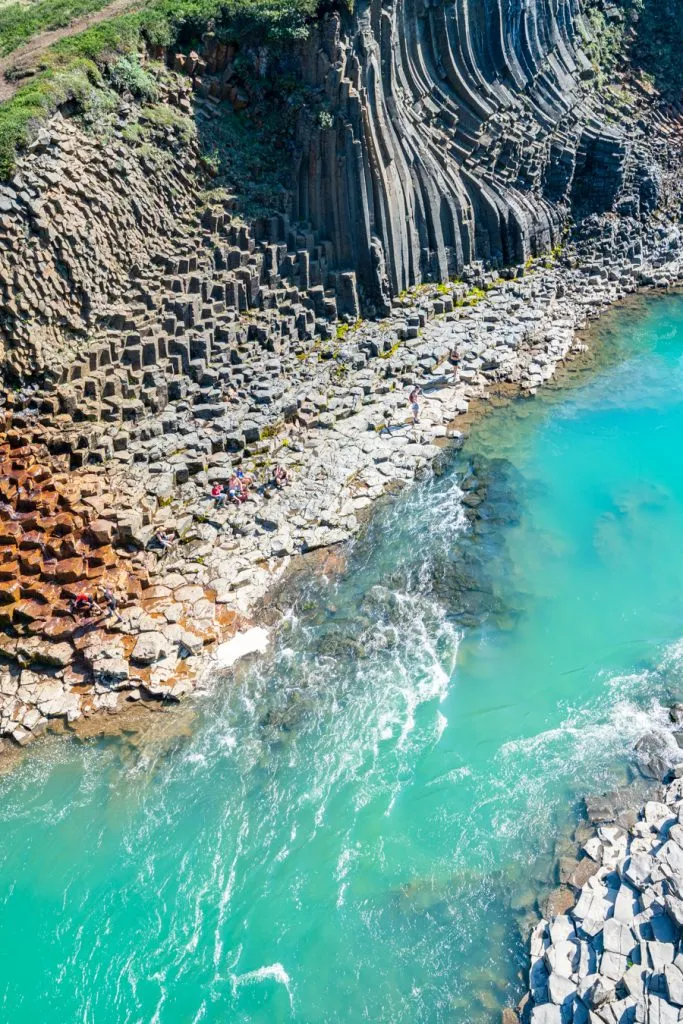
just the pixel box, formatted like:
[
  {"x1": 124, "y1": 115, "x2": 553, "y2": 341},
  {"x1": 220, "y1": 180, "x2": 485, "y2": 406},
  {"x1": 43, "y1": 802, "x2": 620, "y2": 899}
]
[
  {"x1": 19, "y1": 530, "x2": 45, "y2": 550},
  {"x1": 41, "y1": 618, "x2": 79, "y2": 641},
  {"x1": 140, "y1": 585, "x2": 172, "y2": 603},
  {"x1": 0, "y1": 581, "x2": 20, "y2": 605},
  {"x1": 0, "y1": 561, "x2": 19, "y2": 581},
  {"x1": 54, "y1": 557, "x2": 85, "y2": 583},
  {"x1": 20, "y1": 580, "x2": 60, "y2": 604},
  {"x1": 19, "y1": 549, "x2": 43, "y2": 575},
  {"x1": 86, "y1": 545, "x2": 117, "y2": 569},
  {"x1": 45, "y1": 512, "x2": 74, "y2": 536},
  {"x1": 13, "y1": 599, "x2": 49, "y2": 623},
  {"x1": 0, "y1": 609, "x2": 14, "y2": 628},
  {"x1": 87, "y1": 519, "x2": 115, "y2": 545},
  {"x1": 0, "y1": 523, "x2": 21, "y2": 546}
]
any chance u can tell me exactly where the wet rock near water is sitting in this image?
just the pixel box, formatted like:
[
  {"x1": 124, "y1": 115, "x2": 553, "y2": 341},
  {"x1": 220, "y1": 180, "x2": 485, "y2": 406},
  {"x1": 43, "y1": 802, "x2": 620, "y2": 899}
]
[{"x1": 516, "y1": 724, "x2": 683, "y2": 1024}]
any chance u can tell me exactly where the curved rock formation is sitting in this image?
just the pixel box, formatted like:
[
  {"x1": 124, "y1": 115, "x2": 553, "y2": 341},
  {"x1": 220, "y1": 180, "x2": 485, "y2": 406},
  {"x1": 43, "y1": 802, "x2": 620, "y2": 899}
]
[{"x1": 295, "y1": 0, "x2": 634, "y2": 310}]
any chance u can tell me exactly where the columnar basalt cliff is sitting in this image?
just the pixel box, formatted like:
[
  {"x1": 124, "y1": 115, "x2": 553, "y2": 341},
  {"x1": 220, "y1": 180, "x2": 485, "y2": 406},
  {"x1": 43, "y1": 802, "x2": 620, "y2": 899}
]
[
  {"x1": 0, "y1": 0, "x2": 669, "y2": 381},
  {"x1": 293, "y1": 0, "x2": 650, "y2": 311}
]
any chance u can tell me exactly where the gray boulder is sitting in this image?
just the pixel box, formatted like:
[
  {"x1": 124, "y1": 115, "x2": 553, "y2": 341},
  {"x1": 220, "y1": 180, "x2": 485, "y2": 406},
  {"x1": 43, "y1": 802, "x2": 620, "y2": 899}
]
[{"x1": 131, "y1": 631, "x2": 170, "y2": 666}]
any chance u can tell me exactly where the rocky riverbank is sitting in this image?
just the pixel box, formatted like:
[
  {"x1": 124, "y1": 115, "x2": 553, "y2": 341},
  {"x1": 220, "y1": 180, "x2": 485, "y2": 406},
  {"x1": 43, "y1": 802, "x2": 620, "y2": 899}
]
[
  {"x1": 517, "y1": 707, "x2": 683, "y2": 1024},
  {"x1": 1, "y1": 204, "x2": 683, "y2": 753}
]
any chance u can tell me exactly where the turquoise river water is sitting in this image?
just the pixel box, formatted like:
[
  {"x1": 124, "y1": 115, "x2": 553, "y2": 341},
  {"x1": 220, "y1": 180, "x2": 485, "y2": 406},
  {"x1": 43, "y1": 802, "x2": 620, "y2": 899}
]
[{"x1": 4, "y1": 295, "x2": 683, "y2": 1022}]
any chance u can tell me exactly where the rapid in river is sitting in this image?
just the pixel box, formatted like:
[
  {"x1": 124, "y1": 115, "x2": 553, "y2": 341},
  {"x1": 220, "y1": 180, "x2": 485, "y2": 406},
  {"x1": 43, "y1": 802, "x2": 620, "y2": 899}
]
[{"x1": 3, "y1": 294, "x2": 683, "y2": 1023}]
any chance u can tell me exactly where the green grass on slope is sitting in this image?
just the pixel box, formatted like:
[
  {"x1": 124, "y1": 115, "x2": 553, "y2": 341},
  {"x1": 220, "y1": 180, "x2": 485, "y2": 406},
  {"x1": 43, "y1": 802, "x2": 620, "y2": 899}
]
[
  {"x1": 0, "y1": 0, "x2": 115, "y2": 57},
  {"x1": 583, "y1": 0, "x2": 683, "y2": 99},
  {"x1": 0, "y1": 0, "x2": 317, "y2": 180}
]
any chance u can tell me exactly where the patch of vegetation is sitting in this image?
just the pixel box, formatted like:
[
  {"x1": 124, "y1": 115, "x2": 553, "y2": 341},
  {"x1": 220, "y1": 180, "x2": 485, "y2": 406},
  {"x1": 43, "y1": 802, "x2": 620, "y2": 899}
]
[
  {"x1": 0, "y1": 0, "x2": 114, "y2": 58},
  {"x1": 454, "y1": 286, "x2": 486, "y2": 308},
  {"x1": 141, "y1": 100, "x2": 194, "y2": 140},
  {"x1": 260, "y1": 421, "x2": 283, "y2": 439},
  {"x1": 583, "y1": 0, "x2": 683, "y2": 99},
  {"x1": 200, "y1": 146, "x2": 220, "y2": 175},
  {"x1": 0, "y1": 59, "x2": 102, "y2": 178},
  {"x1": 194, "y1": 99, "x2": 299, "y2": 216},
  {"x1": 378, "y1": 341, "x2": 400, "y2": 359},
  {"x1": 0, "y1": 0, "x2": 319, "y2": 179},
  {"x1": 110, "y1": 53, "x2": 158, "y2": 101}
]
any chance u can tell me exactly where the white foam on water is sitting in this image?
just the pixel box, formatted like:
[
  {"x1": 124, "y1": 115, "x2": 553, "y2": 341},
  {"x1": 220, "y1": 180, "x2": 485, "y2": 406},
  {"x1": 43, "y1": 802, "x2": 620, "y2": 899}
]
[
  {"x1": 191, "y1": 1003, "x2": 207, "y2": 1023},
  {"x1": 215, "y1": 627, "x2": 270, "y2": 668},
  {"x1": 336, "y1": 881, "x2": 348, "y2": 908},
  {"x1": 335, "y1": 842, "x2": 359, "y2": 882},
  {"x1": 230, "y1": 963, "x2": 294, "y2": 1010},
  {"x1": 425, "y1": 766, "x2": 471, "y2": 788},
  {"x1": 465, "y1": 641, "x2": 683, "y2": 868},
  {"x1": 185, "y1": 752, "x2": 206, "y2": 765}
]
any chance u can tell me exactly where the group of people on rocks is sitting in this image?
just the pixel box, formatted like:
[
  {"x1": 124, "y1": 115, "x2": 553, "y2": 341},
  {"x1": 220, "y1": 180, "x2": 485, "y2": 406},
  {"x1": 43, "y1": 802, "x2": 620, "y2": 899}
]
[
  {"x1": 210, "y1": 463, "x2": 288, "y2": 508},
  {"x1": 211, "y1": 467, "x2": 253, "y2": 507},
  {"x1": 69, "y1": 584, "x2": 122, "y2": 623}
]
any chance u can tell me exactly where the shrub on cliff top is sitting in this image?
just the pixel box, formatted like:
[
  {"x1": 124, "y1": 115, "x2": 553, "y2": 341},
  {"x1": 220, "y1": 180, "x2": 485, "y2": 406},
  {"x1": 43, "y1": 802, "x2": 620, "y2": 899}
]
[
  {"x1": 145, "y1": 0, "x2": 318, "y2": 48},
  {"x1": 109, "y1": 55, "x2": 159, "y2": 101},
  {"x1": 583, "y1": 0, "x2": 683, "y2": 99}
]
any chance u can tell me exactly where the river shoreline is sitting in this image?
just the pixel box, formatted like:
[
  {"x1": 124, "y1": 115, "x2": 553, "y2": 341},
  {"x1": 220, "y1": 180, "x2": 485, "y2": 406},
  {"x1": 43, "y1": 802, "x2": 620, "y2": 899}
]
[{"x1": 2, "y1": 218, "x2": 683, "y2": 756}]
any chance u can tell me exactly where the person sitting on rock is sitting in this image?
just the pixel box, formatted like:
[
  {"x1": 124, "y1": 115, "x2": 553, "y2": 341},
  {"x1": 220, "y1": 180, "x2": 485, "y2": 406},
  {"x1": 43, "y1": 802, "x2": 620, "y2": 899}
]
[
  {"x1": 211, "y1": 482, "x2": 227, "y2": 508},
  {"x1": 101, "y1": 584, "x2": 123, "y2": 624},
  {"x1": 227, "y1": 474, "x2": 247, "y2": 504},
  {"x1": 273, "y1": 464, "x2": 288, "y2": 489},
  {"x1": 235, "y1": 467, "x2": 253, "y2": 489},
  {"x1": 154, "y1": 528, "x2": 175, "y2": 550},
  {"x1": 69, "y1": 591, "x2": 100, "y2": 618}
]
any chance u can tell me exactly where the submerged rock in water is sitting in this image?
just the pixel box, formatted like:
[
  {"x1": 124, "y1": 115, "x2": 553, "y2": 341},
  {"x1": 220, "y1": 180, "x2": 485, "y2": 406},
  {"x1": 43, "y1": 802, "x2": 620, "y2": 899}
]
[
  {"x1": 634, "y1": 730, "x2": 679, "y2": 780},
  {"x1": 671, "y1": 703, "x2": 683, "y2": 725}
]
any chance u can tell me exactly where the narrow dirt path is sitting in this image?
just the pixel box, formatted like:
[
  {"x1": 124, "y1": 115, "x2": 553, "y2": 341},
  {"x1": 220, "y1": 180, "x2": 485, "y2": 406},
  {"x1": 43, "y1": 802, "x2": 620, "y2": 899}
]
[{"x1": 0, "y1": 0, "x2": 140, "y2": 102}]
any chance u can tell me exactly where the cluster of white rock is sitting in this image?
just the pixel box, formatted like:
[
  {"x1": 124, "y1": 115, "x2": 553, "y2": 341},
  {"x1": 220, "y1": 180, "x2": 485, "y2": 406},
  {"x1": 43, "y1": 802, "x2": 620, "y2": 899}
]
[{"x1": 528, "y1": 769, "x2": 683, "y2": 1024}]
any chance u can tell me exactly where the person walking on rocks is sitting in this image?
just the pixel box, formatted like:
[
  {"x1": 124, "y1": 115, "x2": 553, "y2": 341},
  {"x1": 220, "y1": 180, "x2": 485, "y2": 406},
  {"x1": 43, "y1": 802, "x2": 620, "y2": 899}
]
[
  {"x1": 101, "y1": 584, "x2": 123, "y2": 624},
  {"x1": 409, "y1": 386, "x2": 421, "y2": 424},
  {"x1": 154, "y1": 528, "x2": 175, "y2": 551},
  {"x1": 450, "y1": 347, "x2": 460, "y2": 380}
]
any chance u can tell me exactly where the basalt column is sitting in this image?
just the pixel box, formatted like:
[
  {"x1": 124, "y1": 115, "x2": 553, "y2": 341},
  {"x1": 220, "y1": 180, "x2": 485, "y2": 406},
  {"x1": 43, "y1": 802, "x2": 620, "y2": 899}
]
[{"x1": 295, "y1": 0, "x2": 630, "y2": 311}]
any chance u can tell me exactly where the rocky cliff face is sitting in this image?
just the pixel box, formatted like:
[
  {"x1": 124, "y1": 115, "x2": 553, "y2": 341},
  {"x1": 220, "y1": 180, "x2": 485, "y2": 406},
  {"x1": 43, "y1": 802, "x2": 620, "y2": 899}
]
[
  {"x1": 0, "y1": 0, "x2": 674, "y2": 390},
  {"x1": 293, "y1": 0, "x2": 652, "y2": 311}
]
